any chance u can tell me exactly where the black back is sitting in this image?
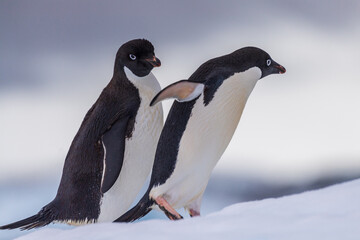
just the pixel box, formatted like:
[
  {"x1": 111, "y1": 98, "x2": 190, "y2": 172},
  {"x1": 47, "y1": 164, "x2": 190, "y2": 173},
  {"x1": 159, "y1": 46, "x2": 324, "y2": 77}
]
[
  {"x1": 53, "y1": 70, "x2": 140, "y2": 222},
  {"x1": 149, "y1": 100, "x2": 197, "y2": 186}
]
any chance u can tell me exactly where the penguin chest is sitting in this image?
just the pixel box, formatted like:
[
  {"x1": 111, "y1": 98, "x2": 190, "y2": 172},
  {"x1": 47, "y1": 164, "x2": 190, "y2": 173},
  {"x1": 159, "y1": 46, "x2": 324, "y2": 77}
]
[
  {"x1": 98, "y1": 72, "x2": 163, "y2": 222},
  {"x1": 151, "y1": 67, "x2": 261, "y2": 209}
]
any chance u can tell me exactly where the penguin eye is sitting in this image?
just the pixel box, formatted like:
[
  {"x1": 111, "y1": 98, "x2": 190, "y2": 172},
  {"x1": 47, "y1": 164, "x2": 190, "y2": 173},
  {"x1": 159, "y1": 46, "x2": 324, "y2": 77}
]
[
  {"x1": 266, "y1": 59, "x2": 271, "y2": 66},
  {"x1": 129, "y1": 54, "x2": 137, "y2": 61}
]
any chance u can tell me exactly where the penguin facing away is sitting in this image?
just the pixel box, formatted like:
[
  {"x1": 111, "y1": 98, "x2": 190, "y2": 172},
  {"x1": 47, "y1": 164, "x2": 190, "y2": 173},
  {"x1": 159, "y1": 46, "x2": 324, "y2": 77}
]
[
  {"x1": 0, "y1": 39, "x2": 164, "y2": 230},
  {"x1": 116, "y1": 46, "x2": 286, "y2": 222}
]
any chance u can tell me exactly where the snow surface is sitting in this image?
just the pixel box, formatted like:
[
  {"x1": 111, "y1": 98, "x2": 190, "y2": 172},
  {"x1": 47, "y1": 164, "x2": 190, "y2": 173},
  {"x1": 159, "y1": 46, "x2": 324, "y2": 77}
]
[{"x1": 15, "y1": 179, "x2": 360, "y2": 240}]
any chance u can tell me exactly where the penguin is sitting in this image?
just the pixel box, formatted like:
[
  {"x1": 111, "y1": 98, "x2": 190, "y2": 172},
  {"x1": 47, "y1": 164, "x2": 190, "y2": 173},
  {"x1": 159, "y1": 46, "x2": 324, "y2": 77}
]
[
  {"x1": 115, "y1": 46, "x2": 286, "y2": 222},
  {"x1": 0, "y1": 39, "x2": 163, "y2": 230}
]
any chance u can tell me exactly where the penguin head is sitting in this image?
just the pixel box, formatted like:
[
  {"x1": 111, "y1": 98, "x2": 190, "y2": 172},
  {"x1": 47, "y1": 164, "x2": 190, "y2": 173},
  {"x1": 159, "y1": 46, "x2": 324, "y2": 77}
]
[
  {"x1": 150, "y1": 47, "x2": 286, "y2": 106},
  {"x1": 233, "y1": 47, "x2": 286, "y2": 79},
  {"x1": 115, "y1": 39, "x2": 161, "y2": 77}
]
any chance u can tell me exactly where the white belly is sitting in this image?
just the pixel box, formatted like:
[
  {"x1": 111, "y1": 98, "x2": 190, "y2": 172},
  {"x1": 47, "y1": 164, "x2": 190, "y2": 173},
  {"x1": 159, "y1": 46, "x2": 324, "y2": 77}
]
[
  {"x1": 150, "y1": 67, "x2": 261, "y2": 209},
  {"x1": 98, "y1": 70, "x2": 163, "y2": 222}
]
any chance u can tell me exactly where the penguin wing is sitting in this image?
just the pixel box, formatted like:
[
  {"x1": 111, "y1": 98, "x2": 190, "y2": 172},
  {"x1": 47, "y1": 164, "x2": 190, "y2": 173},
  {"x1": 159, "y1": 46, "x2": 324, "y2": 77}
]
[
  {"x1": 150, "y1": 80, "x2": 204, "y2": 106},
  {"x1": 101, "y1": 115, "x2": 130, "y2": 193}
]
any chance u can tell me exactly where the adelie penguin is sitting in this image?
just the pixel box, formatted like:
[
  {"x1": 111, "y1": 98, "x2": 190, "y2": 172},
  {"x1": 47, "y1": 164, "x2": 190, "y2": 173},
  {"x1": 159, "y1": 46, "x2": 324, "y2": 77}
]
[
  {"x1": 116, "y1": 46, "x2": 286, "y2": 222},
  {"x1": 0, "y1": 39, "x2": 163, "y2": 230}
]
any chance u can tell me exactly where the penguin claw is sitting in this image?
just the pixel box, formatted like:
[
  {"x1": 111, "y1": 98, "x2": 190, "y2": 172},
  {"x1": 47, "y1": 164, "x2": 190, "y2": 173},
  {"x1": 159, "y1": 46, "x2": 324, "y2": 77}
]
[
  {"x1": 189, "y1": 209, "x2": 200, "y2": 217},
  {"x1": 166, "y1": 211, "x2": 183, "y2": 221},
  {"x1": 154, "y1": 197, "x2": 183, "y2": 220}
]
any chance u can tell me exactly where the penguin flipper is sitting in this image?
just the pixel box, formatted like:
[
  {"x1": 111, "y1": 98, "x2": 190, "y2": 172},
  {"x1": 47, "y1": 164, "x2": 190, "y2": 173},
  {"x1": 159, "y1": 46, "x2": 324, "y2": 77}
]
[
  {"x1": 101, "y1": 115, "x2": 130, "y2": 193},
  {"x1": 114, "y1": 191, "x2": 154, "y2": 222},
  {"x1": 150, "y1": 80, "x2": 204, "y2": 106}
]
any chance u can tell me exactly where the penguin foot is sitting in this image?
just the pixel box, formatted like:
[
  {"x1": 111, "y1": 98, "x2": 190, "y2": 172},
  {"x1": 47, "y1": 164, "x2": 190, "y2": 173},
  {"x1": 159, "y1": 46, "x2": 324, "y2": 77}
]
[
  {"x1": 154, "y1": 197, "x2": 183, "y2": 220},
  {"x1": 189, "y1": 209, "x2": 200, "y2": 217}
]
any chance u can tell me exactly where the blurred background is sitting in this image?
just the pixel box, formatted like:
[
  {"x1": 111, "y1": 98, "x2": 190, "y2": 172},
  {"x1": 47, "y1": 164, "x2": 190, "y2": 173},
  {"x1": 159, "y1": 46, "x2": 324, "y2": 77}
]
[{"x1": 1, "y1": 0, "x2": 360, "y2": 239}]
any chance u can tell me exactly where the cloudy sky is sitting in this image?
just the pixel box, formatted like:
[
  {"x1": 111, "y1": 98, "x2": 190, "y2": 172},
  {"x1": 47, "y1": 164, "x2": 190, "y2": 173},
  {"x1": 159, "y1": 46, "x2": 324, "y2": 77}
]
[{"x1": 1, "y1": 0, "x2": 360, "y2": 184}]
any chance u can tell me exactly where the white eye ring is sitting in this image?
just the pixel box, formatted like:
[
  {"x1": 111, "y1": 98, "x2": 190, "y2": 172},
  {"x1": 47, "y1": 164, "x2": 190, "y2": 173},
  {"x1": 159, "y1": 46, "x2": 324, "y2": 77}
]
[
  {"x1": 129, "y1": 54, "x2": 136, "y2": 60},
  {"x1": 266, "y1": 59, "x2": 271, "y2": 66}
]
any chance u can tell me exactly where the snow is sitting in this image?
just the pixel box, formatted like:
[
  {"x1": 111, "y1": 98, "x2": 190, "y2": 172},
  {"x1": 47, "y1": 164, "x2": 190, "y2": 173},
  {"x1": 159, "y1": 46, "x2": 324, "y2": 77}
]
[{"x1": 15, "y1": 179, "x2": 360, "y2": 240}]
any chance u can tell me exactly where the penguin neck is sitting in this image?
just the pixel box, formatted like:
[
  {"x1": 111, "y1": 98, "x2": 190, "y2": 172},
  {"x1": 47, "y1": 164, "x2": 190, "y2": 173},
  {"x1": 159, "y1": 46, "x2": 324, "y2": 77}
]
[
  {"x1": 123, "y1": 66, "x2": 160, "y2": 92},
  {"x1": 112, "y1": 65, "x2": 130, "y2": 86}
]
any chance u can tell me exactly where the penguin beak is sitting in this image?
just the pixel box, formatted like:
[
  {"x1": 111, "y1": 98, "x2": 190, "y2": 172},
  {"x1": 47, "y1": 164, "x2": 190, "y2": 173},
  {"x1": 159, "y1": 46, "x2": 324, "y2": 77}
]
[
  {"x1": 275, "y1": 64, "x2": 286, "y2": 74},
  {"x1": 145, "y1": 56, "x2": 161, "y2": 67}
]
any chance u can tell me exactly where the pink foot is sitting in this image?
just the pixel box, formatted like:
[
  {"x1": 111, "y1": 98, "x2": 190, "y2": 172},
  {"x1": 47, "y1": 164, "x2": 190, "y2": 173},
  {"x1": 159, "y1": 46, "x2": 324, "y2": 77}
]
[
  {"x1": 189, "y1": 209, "x2": 200, "y2": 217},
  {"x1": 155, "y1": 196, "x2": 183, "y2": 220}
]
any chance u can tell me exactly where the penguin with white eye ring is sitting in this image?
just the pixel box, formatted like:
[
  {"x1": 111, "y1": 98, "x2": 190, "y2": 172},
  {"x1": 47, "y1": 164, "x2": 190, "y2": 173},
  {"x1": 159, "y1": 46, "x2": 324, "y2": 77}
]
[
  {"x1": 0, "y1": 39, "x2": 163, "y2": 230},
  {"x1": 115, "y1": 46, "x2": 286, "y2": 222}
]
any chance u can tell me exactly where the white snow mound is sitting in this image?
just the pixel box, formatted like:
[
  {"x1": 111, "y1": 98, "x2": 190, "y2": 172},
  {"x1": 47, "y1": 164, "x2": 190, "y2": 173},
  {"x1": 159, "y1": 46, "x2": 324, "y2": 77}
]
[{"x1": 17, "y1": 179, "x2": 360, "y2": 240}]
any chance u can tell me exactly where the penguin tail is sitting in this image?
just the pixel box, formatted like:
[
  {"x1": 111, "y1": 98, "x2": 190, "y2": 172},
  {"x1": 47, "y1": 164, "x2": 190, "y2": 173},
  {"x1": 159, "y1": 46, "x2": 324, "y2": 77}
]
[
  {"x1": 0, "y1": 203, "x2": 57, "y2": 230},
  {"x1": 114, "y1": 193, "x2": 154, "y2": 223}
]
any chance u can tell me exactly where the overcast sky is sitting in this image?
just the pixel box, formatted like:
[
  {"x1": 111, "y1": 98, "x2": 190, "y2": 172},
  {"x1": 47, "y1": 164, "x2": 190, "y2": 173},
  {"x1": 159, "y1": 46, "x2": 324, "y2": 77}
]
[{"x1": 1, "y1": 0, "x2": 360, "y2": 183}]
